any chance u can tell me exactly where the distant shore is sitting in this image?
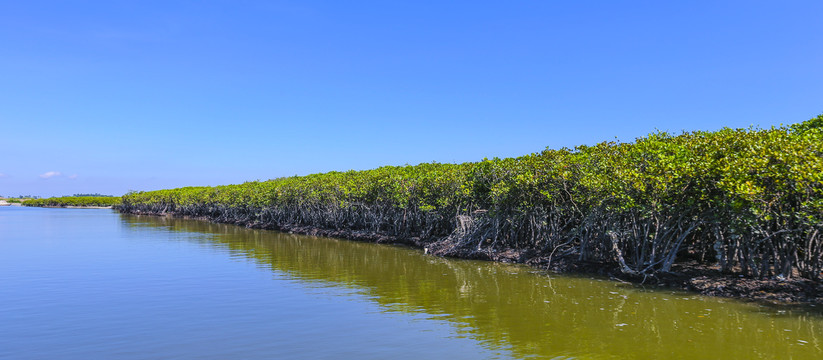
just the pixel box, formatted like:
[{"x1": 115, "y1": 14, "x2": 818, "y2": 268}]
[{"x1": 21, "y1": 196, "x2": 120, "y2": 208}]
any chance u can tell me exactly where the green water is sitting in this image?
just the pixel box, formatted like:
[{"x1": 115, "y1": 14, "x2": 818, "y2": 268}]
[{"x1": 1, "y1": 207, "x2": 821, "y2": 359}]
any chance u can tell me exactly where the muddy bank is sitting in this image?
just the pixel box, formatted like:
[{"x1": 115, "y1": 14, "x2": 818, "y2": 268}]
[
  {"x1": 539, "y1": 256, "x2": 823, "y2": 306},
  {"x1": 122, "y1": 209, "x2": 823, "y2": 306}
]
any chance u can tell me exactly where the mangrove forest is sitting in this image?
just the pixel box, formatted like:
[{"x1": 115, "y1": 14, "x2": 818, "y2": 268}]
[
  {"x1": 24, "y1": 196, "x2": 121, "y2": 208},
  {"x1": 118, "y1": 116, "x2": 823, "y2": 282}
]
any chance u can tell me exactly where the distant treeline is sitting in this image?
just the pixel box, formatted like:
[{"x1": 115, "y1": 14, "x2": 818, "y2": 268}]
[
  {"x1": 24, "y1": 196, "x2": 121, "y2": 207},
  {"x1": 119, "y1": 116, "x2": 823, "y2": 280},
  {"x1": 73, "y1": 193, "x2": 115, "y2": 197}
]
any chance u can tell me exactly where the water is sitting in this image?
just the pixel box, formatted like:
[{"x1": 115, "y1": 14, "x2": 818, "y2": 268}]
[{"x1": 2, "y1": 207, "x2": 822, "y2": 359}]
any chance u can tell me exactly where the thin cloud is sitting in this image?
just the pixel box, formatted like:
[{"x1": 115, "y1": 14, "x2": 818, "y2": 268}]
[
  {"x1": 68, "y1": 174, "x2": 79, "y2": 179},
  {"x1": 39, "y1": 171, "x2": 62, "y2": 179},
  {"x1": 0, "y1": 172, "x2": 7, "y2": 178}
]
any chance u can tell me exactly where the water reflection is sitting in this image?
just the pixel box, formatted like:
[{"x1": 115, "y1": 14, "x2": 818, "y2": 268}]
[{"x1": 121, "y1": 215, "x2": 823, "y2": 359}]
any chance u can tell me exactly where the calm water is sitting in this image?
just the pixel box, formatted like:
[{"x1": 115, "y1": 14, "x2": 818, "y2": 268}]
[{"x1": 1, "y1": 207, "x2": 822, "y2": 359}]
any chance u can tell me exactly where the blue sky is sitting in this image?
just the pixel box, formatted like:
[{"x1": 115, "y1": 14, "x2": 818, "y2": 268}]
[{"x1": 1, "y1": 1, "x2": 821, "y2": 197}]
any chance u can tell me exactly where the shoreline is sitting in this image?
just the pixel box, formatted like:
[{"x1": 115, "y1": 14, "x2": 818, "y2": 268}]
[{"x1": 122, "y1": 210, "x2": 823, "y2": 307}]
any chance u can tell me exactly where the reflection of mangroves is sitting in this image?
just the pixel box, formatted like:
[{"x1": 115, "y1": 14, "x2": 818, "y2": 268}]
[
  {"x1": 119, "y1": 117, "x2": 823, "y2": 280},
  {"x1": 122, "y1": 215, "x2": 823, "y2": 360}
]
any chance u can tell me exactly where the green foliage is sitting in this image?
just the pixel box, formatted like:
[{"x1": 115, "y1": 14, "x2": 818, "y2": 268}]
[
  {"x1": 23, "y1": 196, "x2": 121, "y2": 207},
  {"x1": 791, "y1": 114, "x2": 823, "y2": 134},
  {"x1": 120, "y1": 115, "x2": 823, "y2": 280}
]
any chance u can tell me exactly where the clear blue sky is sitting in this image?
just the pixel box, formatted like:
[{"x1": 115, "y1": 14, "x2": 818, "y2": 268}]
[{"x1": 1, "y1": 1, "x2": 821, "y2": 197}]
